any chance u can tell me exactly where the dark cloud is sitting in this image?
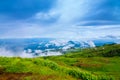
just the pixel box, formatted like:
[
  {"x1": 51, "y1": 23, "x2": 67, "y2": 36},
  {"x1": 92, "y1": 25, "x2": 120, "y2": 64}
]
[
  {"x1": 81, "y1": 0, "x2": 120, "y2": 22},
  {"x1": 77, "y1": 21, "x2": 120, "y2": 26},
  {"x1": 0, "y1": 0, "x2": 56, "y2": 19}
]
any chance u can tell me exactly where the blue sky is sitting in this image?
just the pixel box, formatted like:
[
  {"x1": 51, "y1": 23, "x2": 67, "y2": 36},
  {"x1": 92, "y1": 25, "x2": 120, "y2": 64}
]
[{"x1": 0, "y1": 0, "x2": 120, "y2": 39}]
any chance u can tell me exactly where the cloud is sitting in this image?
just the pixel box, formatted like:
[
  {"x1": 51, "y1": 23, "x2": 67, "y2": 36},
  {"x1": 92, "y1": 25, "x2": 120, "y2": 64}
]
[
  {"x1": 34, "y1": 10, "x2": 59, "y2": 20},
  {"x1": 0, "y1": 0, "x2": 56, "y2": 19},
  {"x1": 34, "y1": 0, "x2": 120, "y2": 25},
  {"x1": 32, "y1": 0, "x2": 120, "y2": 27},
  {"x1": 55, "y1": 0, "x2": 104, "y2": 24},
  {"x1": 0, "y1": 47, "x2": 34, "y2": 58},
  {"x1": 34, "y1": 0, "x2": 106, "y2": 25},
  {"x1": 32, "y1": 10, "x2": 60, "y2": 24},
  {"x1": 0, "y1": 23, "x2": 46, "y2": 38},
  {"x1": 0, "y1": 47, "x2": 62, "y2": 58},
  {"x1": 0, "y1": 0, "x2": 120, "y2": 39},
  {"x1": 41, "y1": 25, "x2": 120, "y2": 40}
]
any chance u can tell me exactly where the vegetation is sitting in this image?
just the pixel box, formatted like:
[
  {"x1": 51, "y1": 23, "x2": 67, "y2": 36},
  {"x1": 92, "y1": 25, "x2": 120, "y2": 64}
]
[{"x1": 0, "y1": 44, "x2": 120, "y2": 80}]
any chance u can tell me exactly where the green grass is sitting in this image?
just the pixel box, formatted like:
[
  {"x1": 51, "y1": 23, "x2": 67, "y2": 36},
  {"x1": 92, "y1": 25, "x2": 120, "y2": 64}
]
[{"x1": 0, "y1": 44, "x2": 120, "y2": 80}]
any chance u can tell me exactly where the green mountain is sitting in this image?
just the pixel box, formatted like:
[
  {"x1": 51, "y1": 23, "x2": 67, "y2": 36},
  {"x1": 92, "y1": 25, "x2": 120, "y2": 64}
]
[{"x1": 0, "y1": 44, "x2": 120, "y2": 80}]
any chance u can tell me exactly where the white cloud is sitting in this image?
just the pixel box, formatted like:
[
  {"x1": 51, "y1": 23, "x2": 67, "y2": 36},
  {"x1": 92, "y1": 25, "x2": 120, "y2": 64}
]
[
  {"x1": 33, "y1": 0, "x2": 105, "y2": 24},
  {"x1": 0, "y1": 0, "x2": 119, "y2": 40},
  {"x1": 0, "y1": 47, "x2": 62, "y2": 58},
  {"x1": 0, "y1": 48, "x2": 14, "y2": 57},
  {"x1": 0, "y1": 48, "x2": 33, "y2": 58},
  {"x1": 28, "y1": 0, "x2": 120, "y2": 40},
  {"x1": 41, "y1": 24, "x2": 120, "y2": 40},
  {"x1": 53, "y1": 0, "x2": 105, "y2": 24},
  {"x1": 34, "y1": 10, "x2": 59, "y2": 20},
  {"x1": 0, "y1": 23, "x2": 46, "y2": 38}
]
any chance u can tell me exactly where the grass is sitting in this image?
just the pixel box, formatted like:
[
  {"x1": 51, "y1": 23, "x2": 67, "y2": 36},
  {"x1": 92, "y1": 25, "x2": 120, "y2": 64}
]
[{"x1": 0, "y1": 44, "x2": 120, "y2": 80}]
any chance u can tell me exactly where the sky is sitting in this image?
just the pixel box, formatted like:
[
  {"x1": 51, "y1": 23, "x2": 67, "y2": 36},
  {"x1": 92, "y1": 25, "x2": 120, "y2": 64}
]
[{"x1": 0, "y1": 0, "x2": 120, "y2": 39}]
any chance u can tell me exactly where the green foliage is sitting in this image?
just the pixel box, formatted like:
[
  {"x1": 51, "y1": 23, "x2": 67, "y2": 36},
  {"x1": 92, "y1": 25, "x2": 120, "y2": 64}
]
[{"x1": 63, "y1": 44, "x2": 120, "y2": 58}]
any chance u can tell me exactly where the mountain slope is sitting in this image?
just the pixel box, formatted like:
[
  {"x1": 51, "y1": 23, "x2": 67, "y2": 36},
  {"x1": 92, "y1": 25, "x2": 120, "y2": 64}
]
[{"x1": 0, "y1": 44, "x2": 120, "y2": 80}]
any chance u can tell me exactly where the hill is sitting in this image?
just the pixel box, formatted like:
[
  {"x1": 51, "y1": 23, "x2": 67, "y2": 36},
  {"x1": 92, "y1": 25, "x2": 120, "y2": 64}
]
[{"x1": 0, "y1": 44, "x2": 120, "y2": 80}]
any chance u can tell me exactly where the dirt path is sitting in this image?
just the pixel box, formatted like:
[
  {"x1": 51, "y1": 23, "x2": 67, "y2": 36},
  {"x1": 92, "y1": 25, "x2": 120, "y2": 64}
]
[{"x1": 0, "y1": 73, "x2": 32, "y2": 80}]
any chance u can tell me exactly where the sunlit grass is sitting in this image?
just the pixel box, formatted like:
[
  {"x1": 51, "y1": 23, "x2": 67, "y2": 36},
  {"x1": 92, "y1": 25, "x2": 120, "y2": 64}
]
[{"x1": 0, "y1": 44, "x2": 120, "y2": 80}]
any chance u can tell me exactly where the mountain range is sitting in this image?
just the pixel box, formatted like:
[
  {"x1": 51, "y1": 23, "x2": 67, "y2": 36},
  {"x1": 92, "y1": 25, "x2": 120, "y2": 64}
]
[{"x1": 0, "y1": 38, "x2": 118, "y2": 57}]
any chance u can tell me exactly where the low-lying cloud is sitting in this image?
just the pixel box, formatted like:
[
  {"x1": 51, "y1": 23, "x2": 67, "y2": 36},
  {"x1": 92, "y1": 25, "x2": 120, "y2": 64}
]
[
  {"x1": 0, "y1": 47, "x2": 33, "y2": 58},
  {"x1": 0, "y1": 47, "x2": 62, "y2": 58}
]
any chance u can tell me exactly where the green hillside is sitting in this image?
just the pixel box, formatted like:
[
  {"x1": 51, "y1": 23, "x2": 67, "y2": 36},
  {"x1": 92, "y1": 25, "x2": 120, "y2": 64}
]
[{"x1": 0, "y1": 44, "x2": 120, "y2": 80}]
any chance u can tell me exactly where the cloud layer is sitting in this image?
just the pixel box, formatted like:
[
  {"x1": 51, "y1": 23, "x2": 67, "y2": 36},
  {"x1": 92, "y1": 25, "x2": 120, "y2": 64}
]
[{"x1": 0, "y1": 0, "x2": 120, "y2": 39}]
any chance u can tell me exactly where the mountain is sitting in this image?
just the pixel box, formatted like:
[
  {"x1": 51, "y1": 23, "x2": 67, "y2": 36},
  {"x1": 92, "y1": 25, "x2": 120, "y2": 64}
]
[
  {"x1": 0, "y1": 38, "x2": 117, "y2": 57},
  {"x1": 0, "y1": 44, "x2": 120, "y2": 80}
]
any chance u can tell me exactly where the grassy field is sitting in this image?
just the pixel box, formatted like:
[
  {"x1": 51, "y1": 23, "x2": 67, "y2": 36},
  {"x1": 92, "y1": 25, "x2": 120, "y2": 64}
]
[{"x1": 0, "y1": 44, "x2": 120, "y2": 80}]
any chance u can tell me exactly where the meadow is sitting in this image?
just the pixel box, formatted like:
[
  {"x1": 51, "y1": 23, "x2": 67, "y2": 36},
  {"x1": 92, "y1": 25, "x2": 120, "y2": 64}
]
[{"x1": 0, "y1": 44, "x2": 120, "y2": 80}]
